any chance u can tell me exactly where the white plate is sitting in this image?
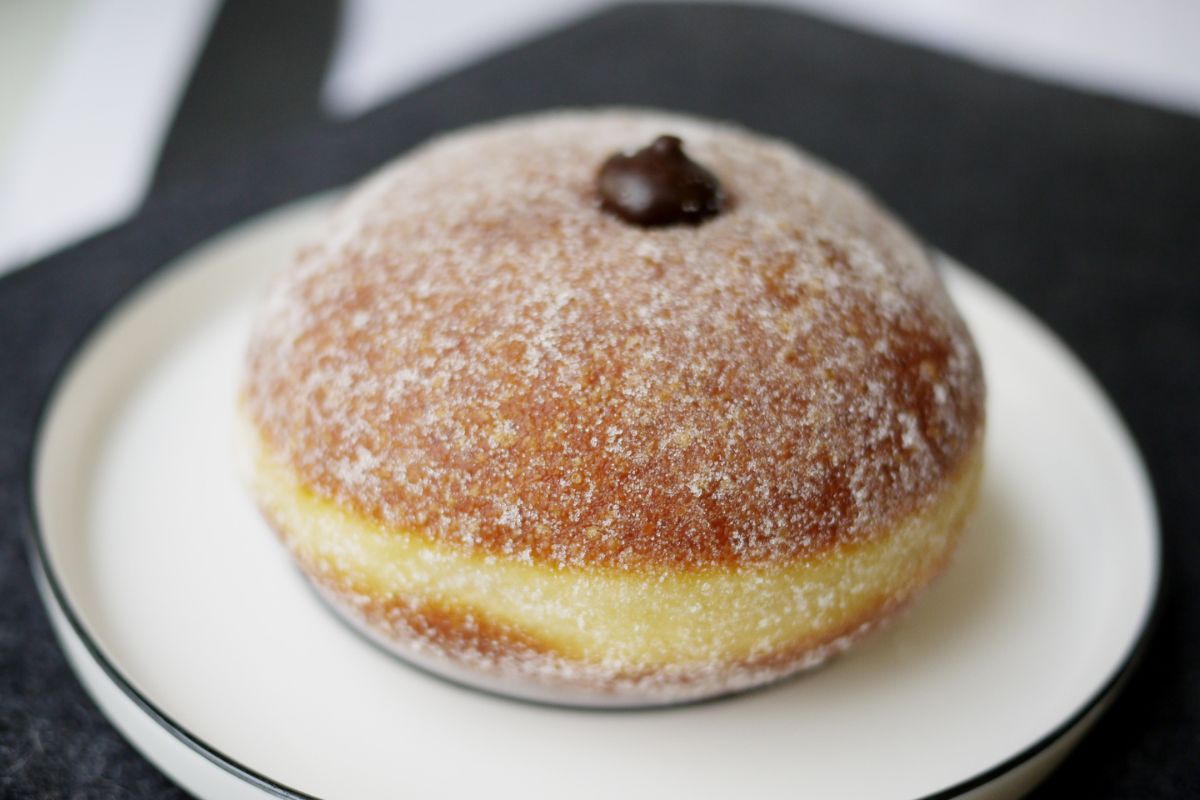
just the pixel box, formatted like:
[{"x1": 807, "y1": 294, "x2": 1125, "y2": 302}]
[{"x1": 28, "y1": 195, "x2": 1160, "y2": 800}]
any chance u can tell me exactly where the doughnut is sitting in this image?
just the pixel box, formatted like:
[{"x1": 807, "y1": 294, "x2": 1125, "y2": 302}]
[{"x1": 239, "y1": 109, "x2": 985, "y2": 706}]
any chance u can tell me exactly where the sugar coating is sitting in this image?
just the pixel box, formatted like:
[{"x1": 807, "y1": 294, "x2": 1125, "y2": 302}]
[
  {"x1": 241, "y1": 399, "x2": 980, "y2": 700},
  {"x1": 243, "y1": 109, "x2": 984, "y2": 571},
  {"x1": 330, "y1": 577, "x2": 890, "y2": 707}
]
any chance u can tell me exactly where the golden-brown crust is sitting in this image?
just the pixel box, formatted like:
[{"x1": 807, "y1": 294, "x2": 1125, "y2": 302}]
[
  {"x1": 243, "y1": 109, "x2": 985, "y2": 572},
  {"x1": 296, "y1": 534, "x2": 947, "y2": 696},
  {"x1": 251, "y1": 437, "x2": 979, "y2": 697}
]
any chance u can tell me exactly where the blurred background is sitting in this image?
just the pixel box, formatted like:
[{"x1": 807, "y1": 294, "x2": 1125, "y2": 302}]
[{"x1": 1, "y1": 0, "x2": 1198, "y2": 275}]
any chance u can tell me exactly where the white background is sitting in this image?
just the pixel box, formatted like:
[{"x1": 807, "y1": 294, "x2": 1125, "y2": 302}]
[{"x1": 2, "y1": 0, "x2": 1198, "y2": 276}]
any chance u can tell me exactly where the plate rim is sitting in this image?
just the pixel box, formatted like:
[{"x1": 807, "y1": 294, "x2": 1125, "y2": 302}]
[{"x1": 19, "y1": 194, "x2": 1164, "y2": 800}]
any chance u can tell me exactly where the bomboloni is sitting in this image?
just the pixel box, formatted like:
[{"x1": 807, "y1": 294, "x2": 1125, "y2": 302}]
[{"x1": 239, "y1": 109, "x2": 985, "y2": 706}]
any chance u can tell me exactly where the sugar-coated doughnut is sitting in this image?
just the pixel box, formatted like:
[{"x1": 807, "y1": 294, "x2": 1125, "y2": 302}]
[{"x1": 240, "y1": 109, "x2": 985, "y2": 706}]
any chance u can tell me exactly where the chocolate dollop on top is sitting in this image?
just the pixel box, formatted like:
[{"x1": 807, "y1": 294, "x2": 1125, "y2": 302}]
[{"x1": 597, "y1": 135, "x2": 724, "y2": 227}]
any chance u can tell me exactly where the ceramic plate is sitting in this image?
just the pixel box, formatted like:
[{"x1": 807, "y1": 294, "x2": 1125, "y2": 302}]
[{"x1": 27, "y1": 195, "x2": 1160, "y2": 800}]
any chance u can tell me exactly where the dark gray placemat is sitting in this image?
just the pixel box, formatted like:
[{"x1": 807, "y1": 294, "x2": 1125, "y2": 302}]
[{"x1": 2, "y1": 1, "x2": 1197, "y2": 797}]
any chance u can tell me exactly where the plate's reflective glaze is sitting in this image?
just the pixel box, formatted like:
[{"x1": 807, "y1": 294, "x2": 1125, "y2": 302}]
[{"x1": 30, "y1": 196, "x2": 1159, "y2": 800}]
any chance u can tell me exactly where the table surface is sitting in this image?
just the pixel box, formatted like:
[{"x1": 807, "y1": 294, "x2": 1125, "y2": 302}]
[{"x1": 2, "y1": 0, "x2": 1199, "y2": 274}]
